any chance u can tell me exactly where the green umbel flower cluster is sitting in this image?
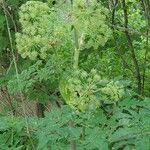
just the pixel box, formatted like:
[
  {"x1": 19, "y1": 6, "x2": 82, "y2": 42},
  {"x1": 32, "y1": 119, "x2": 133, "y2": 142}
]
[
  {"x1": 71, "y1": 0, "x2": 111, "y2": 49},
  {"x1": 16, "y1": 0, "x2": 111, "y2": 60},
  {"x1": 101, "y1": 81, "x2": 125, "y2": 101},
  {"x1": 16, "y1": 1, "x2": 54, "y2": 60},
  {"x1": 59, "y1": 69, "x2": 102, "y2": 112},
  {"x1": 59, "y1": 68, "x2": 125, "y2": 112}
]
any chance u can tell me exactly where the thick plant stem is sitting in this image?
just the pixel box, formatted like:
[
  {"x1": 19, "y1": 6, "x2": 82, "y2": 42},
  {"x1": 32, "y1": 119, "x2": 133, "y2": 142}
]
[
  {"x1": 36, "y1": 102, "x2": 45, "y2": 118},
  {"x1": 70, "y1": 140, "x2": 76, "y2": 150},
  {"x1": 73, "y1": 28, "x2": 80, "y2": 69},
  {"x1": 70, "y1": 121, "x2": 76, "y2": 150},
  {"x1": 70, "y1": 27, "x2": 80, "y2": 150},
  {"x1": 73, "y1": 48, "x2": 80, "y2": 69},
  {"x1": 68, "y1": 1, "x2": 79, "y2": 149}
]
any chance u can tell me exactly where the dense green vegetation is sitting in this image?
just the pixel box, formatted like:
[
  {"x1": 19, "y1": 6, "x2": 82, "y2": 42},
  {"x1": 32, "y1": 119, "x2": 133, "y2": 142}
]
[{"x1": 0, "y1": 0, "x2": 150, "y2": 149}]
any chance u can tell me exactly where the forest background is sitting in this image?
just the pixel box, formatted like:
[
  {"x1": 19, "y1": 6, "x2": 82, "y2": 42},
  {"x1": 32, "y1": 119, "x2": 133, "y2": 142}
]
[{"x1": 0, "y1": 0, "x2": 150, "y2": 149}]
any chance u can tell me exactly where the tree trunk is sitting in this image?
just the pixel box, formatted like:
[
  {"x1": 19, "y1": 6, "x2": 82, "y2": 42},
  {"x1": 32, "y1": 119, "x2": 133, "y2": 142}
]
[
  {"x1": 141, "y1": 0, "x2": 150, "y2": 96},
  {"x1": 122, "y1": 0, "x2": 142, "y2": 95}
]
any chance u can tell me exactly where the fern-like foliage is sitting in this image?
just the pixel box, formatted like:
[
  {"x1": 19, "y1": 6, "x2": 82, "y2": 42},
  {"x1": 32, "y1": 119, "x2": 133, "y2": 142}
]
[{"x1": 0, "y1": 98, "x2": 149, "y2": 149}]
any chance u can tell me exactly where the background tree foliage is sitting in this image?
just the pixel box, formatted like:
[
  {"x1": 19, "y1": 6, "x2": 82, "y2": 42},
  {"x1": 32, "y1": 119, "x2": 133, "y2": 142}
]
[{"x1": 0, "y1": 0, "x2": 150, "y2": 149}]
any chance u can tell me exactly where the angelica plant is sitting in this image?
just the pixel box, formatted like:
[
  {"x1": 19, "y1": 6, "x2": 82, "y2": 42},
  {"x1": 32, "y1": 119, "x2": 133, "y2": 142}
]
[
  {"x1": 16, "y1": 0, "x2": 111, "y2": 60},
  {"x1": 14, "y1": 0, "x2": 124, "y2": 114}
]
